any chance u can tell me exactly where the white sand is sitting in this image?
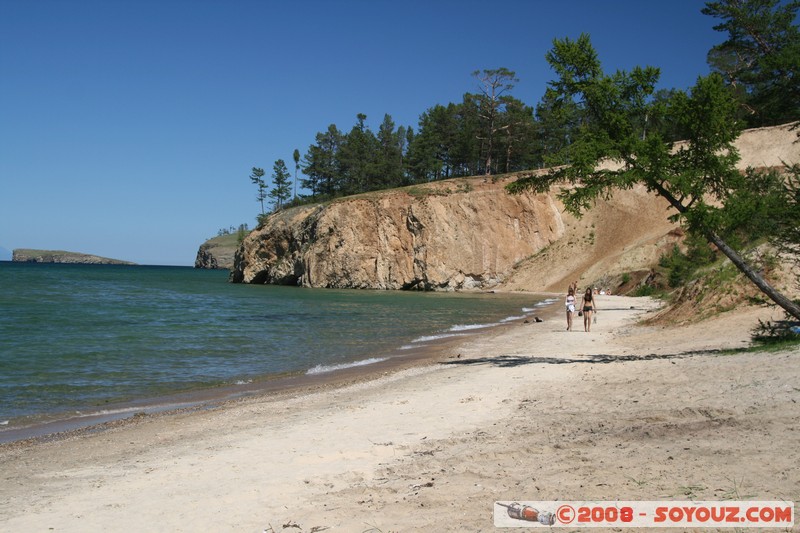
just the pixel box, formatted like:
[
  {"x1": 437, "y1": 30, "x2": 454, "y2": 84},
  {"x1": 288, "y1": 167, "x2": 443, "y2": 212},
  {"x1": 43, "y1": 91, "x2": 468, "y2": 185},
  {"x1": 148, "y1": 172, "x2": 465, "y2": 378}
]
[{"x1": 1, "y1": 296, "x2": 797, "y2": 532}]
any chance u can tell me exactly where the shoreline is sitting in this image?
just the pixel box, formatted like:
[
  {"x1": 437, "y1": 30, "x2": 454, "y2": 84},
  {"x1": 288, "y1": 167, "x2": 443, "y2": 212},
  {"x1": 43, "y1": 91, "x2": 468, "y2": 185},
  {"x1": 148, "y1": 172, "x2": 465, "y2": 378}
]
[
  {"x1": 0, "y1": 292, "x2": 561, "y2": 446},
  {"x1": 1, "y1": 295, "x2": 797, "y2": 531}
]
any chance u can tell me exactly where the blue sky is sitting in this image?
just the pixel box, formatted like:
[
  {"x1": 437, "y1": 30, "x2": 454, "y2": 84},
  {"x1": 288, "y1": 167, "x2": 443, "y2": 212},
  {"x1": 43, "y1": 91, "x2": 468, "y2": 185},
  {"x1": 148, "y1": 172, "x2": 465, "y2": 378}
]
[{"x1": 0, "y1": 0, "x2": 722, "y2": 266}]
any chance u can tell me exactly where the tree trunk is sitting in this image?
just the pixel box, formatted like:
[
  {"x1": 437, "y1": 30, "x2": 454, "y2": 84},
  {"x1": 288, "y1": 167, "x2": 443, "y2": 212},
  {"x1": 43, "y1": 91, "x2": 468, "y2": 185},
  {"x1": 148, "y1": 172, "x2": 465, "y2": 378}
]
[
  {"x1": 705, "y1": 230, "x2": 800, "y2": 321},
  {"x1": 649, "y1": 179, "x2": 800, "y2": 321}
]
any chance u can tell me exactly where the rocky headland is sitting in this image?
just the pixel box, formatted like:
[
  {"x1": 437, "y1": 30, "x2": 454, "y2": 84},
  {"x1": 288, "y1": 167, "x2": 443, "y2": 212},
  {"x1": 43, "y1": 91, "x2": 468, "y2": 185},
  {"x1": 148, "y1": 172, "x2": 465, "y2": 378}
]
[{"x1": 194, "y1": 234, "x2": 238, "y2": 269}]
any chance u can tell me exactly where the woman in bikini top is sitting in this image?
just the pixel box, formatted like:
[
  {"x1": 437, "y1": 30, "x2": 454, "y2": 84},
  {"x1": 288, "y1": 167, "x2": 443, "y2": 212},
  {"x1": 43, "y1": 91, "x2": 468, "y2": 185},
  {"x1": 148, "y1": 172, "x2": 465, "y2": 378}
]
[
  {"x1": 582, "y1": 288, "x2": 596, "y2": 332},
  {"x1": 582, "y1": 289, "x2": 594, "y2": 312}
]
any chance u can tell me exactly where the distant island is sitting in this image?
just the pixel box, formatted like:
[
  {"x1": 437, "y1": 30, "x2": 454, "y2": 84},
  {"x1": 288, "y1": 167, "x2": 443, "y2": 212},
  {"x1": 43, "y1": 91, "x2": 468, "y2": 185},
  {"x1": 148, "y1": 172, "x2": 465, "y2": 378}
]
[{"x1": 12, "y1": 249, "x2": 136, "y2": 265}]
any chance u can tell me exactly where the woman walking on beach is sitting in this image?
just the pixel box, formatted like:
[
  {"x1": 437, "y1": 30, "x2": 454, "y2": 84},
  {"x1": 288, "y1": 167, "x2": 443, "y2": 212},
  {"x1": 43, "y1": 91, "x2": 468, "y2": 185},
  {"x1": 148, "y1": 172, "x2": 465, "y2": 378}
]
[
  {"x1": 565, "y1": 288, "x2": 576, "y2": 331},
  {"x1": 582, "y1": 288, "x2": 597, "y2": 332}
]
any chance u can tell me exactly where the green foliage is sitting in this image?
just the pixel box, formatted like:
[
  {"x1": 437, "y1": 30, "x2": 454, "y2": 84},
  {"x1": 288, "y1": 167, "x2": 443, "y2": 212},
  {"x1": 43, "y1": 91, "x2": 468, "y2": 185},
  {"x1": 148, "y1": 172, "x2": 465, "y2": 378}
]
[
  {"x1": 497, "y1": 96, "x2": 538, "y2": 173},
  {"x1": 506, "y1": 33, "x2": 667, "y2": 212},
  {"x1": 249, "y1": 167, "x2": 267, "y2": 215},
  {"x1": 506, "y1": 32, "x2": 800, "y2": 320},
  {"x1": 292, "y1": 148, "x2": 301, "y2": 200},
  {"x1": 269, "y1": 159, "x2": 292, "y2": 211},
  {"x1": 659, "y1": 235, "x2": 718, "y2": 288},
  {"x1": 404, "y1": 89, "x2": 538, "y2": 182},
  {"x1": 405, "y1": 100, "x2": 480, "y2": 181},
  {"x1": 293, "y1": 71, "x2": 537, "y2": 192},
  {"x1": 403, "y1": 179, "x2": 475, "y2": 198},
  {"x1": 246, "y1": 3, "x2": 799, "y2": 214},
  {"x1": 471, "y1": 68, "x2": 520, "y2": 175},
  {"x1": 256, "y1": 212, "x2": 270, "y2": 227},
  {"x1": 300, "y1": 114, "x2": 409, "y2": 199},
  {"x1": 301, "y1": 124, "x2": 343, "y2": 198},
  {"x1": 769, "y1": 164, "x2": 800, "y2": 256},
  {"x1": 711, "y1": 165, "x2": 790, "y2": 247},
  {"x1": 337, "y1": 113, "x2": 379, "y2": 195},
  {"x1": 703, "y1": 0, "x2": 800, "y2": 127},
  {"x1": 376, "y1": 114, "x2": 405, "y2": 189},
  {"x1": 632, "y1": 284, "x2": 660, "y2": 297},
  {"x1": 751, "y1": 318, "x2": 800, "y2": 345},
  {"x1": 533, "y1": 87, "x2": 583, "y2": 167},
  {"x1": 217, "y1": 223, "x2": 249, "y2": 238},
  {"x1": 236, "y1": 224, "x2": 248, "y2": 244}
]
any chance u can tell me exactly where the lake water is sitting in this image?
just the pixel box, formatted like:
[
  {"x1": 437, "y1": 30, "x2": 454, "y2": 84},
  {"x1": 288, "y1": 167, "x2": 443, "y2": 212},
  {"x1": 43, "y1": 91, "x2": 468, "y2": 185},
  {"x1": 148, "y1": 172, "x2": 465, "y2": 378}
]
[{"x1": 0, "y1": 262, "x2": 554, "y2": 439}]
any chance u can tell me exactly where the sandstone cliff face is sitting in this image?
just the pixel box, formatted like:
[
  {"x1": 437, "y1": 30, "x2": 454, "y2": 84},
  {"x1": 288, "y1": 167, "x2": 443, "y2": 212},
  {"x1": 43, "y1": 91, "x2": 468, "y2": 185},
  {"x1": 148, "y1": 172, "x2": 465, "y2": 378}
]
[
  {"x1": 231, "y1": 178, "x2": 565, "y2": 290},
  {"x1": 504, "y1": 122, "x2": 800, "y2": 292}
]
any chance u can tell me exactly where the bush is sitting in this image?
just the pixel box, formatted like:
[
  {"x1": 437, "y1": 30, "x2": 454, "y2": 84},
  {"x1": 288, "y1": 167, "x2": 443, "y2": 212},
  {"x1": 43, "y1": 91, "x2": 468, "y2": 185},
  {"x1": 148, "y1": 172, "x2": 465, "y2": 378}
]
[
  {"x1": 256, "y1": 213, "x2": 271, "y2": 227},
  {"x1": 633, "y1": 284, "x2": 659, "y2": 297},
  {"x1": 751, "y1": 318, "x2": 800, "y2": 345},
  {"x1": 659, "y1": 234, "x2": 718, "y2": 288}
]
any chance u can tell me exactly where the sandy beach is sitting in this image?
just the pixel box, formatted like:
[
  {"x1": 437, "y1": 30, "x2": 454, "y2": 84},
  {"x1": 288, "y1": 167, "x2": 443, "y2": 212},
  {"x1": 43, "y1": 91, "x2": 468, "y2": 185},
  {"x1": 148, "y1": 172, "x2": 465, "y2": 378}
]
[{"x1": 1, "y1": 295, "x2": 798, "y2": 532}]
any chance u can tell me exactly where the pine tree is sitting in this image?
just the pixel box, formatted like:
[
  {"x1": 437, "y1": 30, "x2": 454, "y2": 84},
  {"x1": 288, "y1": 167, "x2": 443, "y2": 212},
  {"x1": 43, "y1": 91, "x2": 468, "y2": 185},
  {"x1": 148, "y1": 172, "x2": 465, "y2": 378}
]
[
  {"x1": 496, "y1": 96, "x2": 536, "y2": 173},
  {"x1": 472, "y1": 68, "x2": 519, "y2": 175},
  {"x1": 249, "y1": 167, "x2": 267, "y2": 215},
  {"x1": 338, "y1": 114, "x2": 380, "y2": 194},
  {"x1": 292, "y1": 149, "x2": 300, "y2": 201},
  {"x1": 703, "y1": 0, "x2": 800, "y2": 126},
  {"x1": 406, "y1": 104, "x2": 463, "y2": 181},
  {"x1": 376, "y1": 114, "x2": 405, "y2": 189},
  {"x1": 301, "y1": 124, "x2": 343, "y2": 198},
  {"x1": 269, "y1": 159, "x2": 292, "y2": 211}
]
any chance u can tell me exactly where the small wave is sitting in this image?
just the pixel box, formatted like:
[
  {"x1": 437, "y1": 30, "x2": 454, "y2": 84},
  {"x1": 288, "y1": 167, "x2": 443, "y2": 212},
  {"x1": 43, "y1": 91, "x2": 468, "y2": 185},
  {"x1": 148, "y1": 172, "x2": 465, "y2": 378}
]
[
  {"x1": 72, "y1": 406, "x2": 146, "y2": 418},
  {"x1": 411, "y1": 332, "x2": 469, "y2": 343},
  {"x1": 0, "y1": 420, "x2": 8, "y2": 426},
  {"x1": 234, "y1": 379, "x2": 253, "y2": 385},
  {"x1": 448, "y1": 323, "x2": 493, "y2": 332},
  {"x1": 306, "y1": 357, "x2": 388, "y2": 375},
  {"x1": 500, "y1": 315, "x2": 525, "y2": 323},
  {"x1": 523, "y1": 299, "x2": 557, "y2": 312}
]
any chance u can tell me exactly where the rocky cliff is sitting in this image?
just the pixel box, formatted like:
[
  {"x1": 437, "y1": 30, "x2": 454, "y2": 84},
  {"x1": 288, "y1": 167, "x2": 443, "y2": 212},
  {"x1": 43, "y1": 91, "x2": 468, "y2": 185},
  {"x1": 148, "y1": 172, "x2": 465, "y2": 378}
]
[
  {"x1": 194, "y1": 234, "x2": 238, "y2": 269},
  {"x1": 231, "y1": 123, "x2": 799, "y2": 292},
  {"x1": 12, "y1": 249, "x2": 136, "y2": 265},
  {"x1": 231, "y1": 178, "x2": 565, "y2": 290}
]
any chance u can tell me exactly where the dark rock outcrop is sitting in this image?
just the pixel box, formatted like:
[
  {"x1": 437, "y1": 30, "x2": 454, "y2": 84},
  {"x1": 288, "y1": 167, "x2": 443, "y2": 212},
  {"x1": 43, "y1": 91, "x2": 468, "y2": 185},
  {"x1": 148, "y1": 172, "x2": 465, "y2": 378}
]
[{"x1": 194, "y1": 234, "x2": 238, "y2": 269}]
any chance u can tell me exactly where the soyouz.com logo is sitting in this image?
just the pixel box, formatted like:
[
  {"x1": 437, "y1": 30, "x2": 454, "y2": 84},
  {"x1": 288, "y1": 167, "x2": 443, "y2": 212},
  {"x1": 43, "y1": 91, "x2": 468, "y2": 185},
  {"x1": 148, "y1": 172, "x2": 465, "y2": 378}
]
[{"x1": 493, "y1": 501, "x2": 794, "y2": 528}]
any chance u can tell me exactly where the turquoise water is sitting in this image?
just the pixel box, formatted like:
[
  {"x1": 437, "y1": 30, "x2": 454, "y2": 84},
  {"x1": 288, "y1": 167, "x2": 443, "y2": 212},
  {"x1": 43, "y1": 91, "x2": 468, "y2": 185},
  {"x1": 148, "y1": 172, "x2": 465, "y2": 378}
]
[{"x1": 0, "y1": 262, "x2": 553, "y2": 434}]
